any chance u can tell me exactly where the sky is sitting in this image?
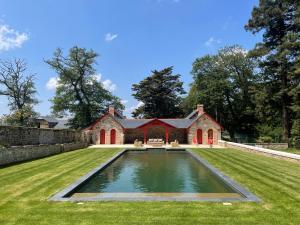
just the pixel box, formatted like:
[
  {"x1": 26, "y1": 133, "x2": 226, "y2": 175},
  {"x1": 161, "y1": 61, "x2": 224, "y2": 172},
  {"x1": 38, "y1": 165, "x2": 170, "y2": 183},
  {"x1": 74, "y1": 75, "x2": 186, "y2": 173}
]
[{"x1": 0, "y1": 0, "x2": 261, "y2": 118}]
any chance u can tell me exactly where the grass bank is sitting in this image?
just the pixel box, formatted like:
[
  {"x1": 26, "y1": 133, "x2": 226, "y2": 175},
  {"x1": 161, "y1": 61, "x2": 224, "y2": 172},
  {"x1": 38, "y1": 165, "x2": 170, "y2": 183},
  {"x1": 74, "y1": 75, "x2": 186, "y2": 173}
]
[{"x1": 0, "y1": 147, "x2": 299, "y2": 225}]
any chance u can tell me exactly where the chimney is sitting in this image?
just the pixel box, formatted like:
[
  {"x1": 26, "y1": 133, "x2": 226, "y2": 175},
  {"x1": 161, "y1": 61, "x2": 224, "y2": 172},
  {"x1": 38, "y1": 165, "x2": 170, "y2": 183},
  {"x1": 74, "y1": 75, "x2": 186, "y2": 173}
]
[
  {"x1": 109, "y1": 105, "x2": 115, "y2": 116},
  {"x1": 197, "y1": 104, "x2": 204, "y2": 115}
]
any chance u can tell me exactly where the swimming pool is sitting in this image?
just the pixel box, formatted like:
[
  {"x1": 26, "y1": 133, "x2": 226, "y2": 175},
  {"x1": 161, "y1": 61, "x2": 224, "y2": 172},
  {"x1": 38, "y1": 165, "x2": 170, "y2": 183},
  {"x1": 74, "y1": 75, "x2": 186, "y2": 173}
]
[{"x1": 50, "y1": 149, "x2": 259, "y2": 202}]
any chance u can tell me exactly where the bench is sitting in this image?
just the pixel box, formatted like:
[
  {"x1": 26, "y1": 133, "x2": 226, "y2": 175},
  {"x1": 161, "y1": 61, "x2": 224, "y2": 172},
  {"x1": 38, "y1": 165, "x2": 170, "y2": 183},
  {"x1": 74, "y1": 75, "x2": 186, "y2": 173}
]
[{"x1": 148, "y1": 139, "x2": 164, "y2": 147}]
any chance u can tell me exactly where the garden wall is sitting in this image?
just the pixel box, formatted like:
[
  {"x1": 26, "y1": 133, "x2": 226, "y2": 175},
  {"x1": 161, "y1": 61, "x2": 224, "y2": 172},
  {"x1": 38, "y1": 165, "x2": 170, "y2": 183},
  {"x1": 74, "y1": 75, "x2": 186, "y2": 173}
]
[
  {"x1": 218, "y1": 140, "x2": 300, "y2": 162},
  {"x1": 0, "y1": 126, "x2": 86, "y2": 146},
  {"x1": 0, "y1": 143, "x2": 88, "y2": 166}
]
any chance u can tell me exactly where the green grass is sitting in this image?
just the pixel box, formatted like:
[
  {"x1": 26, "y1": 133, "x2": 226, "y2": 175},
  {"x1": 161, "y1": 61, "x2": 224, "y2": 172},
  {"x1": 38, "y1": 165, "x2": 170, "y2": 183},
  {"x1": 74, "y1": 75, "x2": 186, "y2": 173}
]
[
  {"x1": 278, "y1": 148, "x2": 300, "y2": 155},
  {"x1": 0, "y1": 147, "x2": 300, "y2": 225}
]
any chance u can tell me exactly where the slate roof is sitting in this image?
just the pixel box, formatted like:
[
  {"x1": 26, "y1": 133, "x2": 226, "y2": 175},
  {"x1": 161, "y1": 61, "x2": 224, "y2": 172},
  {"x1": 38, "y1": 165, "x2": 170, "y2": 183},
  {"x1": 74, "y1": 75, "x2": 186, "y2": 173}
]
[
  {"x1": 86, "y1": 108, "x2": 222, "y2": 130},
  {"x1": 36, "y1": 116, "x2": 58, "y2": 123},
  {"x1": 159, "y1": 119, "x2": 196, "y2": 129},
  {"x1": 116, "y1": 118, "x2": 154, "y2": 129},
  {"x1": 53, "y1": 120, "x2": 70, "y2": 129}
]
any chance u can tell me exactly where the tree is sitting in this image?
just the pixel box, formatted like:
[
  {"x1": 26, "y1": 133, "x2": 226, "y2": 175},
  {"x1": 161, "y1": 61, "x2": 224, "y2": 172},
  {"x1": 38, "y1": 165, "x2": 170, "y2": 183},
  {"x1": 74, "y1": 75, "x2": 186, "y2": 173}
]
[
  {"x1": 45, "y1": 46, "x2": 124, "y2": 129},
  {"x1": 132, "y1": 67, "x2": 185, "y2": 118},
  {"x1": 245, "y1": 0, "x2": 300, "y2": 141},
  {"x1": 0, "y1": 59, "x2": 38, "y2": 126},
  {"x1": 185, "y1": 46, "x2": 258, "y2": 140}
]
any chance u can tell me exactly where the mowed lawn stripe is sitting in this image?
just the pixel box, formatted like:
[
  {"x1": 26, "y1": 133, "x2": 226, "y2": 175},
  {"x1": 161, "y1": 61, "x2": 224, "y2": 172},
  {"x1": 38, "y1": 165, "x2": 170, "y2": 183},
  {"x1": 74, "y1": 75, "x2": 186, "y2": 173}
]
[
  {"x1": 192, "y1": 149, "x2": 300, "y2": 203},
  {"x1": 0, "y1": 148, "x2": 122, "y2": 204},
  {"x1": 197, "y1": 149, "x2": 300, "y2": 192},
  {"x1": 0, "y1": 148, "x2": 103, "y2": 183},
  {"x1": 0, "y1": 148, "x2": 300, "y2": 225}
]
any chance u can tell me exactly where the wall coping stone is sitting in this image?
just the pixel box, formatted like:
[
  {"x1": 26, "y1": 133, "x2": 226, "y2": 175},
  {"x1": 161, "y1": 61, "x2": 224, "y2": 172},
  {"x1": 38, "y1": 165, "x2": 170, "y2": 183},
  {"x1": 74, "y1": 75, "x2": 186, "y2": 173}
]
[{"x1": 219, "y1": 140, "x2": 300, "y2": 161}]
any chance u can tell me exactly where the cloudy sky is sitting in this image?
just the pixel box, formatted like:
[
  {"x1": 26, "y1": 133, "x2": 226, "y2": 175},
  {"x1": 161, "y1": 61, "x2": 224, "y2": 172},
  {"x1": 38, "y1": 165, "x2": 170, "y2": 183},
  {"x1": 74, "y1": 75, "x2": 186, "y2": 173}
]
[{"x1": 0, "y1": 0, "x2": 260, "y2": 117}]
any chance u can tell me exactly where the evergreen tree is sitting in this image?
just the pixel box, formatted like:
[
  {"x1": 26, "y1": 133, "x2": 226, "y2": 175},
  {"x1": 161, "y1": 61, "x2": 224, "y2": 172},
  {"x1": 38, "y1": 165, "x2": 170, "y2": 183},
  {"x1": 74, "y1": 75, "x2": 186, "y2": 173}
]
[
  {"x1": 132, "y1": 67, "x2": 185, "y2": 118},
  {"x1": 45, "y1": 46, "x2": 124, "y2": 128},
  {"x1": 245, "y1": 0, "x2": 300, "y2": 141}
]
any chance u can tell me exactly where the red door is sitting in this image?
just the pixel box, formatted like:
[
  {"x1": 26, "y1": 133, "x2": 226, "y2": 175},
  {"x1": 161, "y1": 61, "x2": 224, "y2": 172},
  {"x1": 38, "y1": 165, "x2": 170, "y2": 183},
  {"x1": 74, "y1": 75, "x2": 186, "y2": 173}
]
[
  {"x1": 110, "y1": 129, "x2": 116, "y2": 144},
  {"x1": 197, "y1": 129, "x2": 202, "y2": 144},
  {"x1": 208, "y1": 129, "x2": 213, "y2": 144},
  {"x1": 100, "y1": 129, "x2": 105, "y2": 144}
]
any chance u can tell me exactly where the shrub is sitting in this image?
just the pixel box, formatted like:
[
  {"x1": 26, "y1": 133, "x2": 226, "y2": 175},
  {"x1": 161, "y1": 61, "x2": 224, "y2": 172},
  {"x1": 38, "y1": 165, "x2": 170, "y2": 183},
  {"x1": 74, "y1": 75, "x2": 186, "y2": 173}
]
[{"x1": 257, "y1": 136, "x2": 273, "y2": 143}]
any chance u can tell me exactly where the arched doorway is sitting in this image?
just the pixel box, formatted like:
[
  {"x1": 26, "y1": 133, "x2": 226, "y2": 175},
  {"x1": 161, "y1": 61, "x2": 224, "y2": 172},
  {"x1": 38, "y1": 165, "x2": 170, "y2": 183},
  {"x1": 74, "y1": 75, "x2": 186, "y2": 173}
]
[
  {"x1": 100, "y1": 129, "x2": 105, "y2": 144},
  {"x1": 208, "y1": 129, "x2": 213, "y2": 144},
  {"x1": 197, "y1": 129, "x2": 203, "y2": 144},
  {"x1": 110, "y1": 129, "x2": 116, "y2": 144}
]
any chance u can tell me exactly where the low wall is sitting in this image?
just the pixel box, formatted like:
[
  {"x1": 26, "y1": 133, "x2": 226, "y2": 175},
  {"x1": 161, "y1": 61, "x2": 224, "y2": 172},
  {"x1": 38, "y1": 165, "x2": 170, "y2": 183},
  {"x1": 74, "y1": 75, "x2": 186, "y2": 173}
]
[
  {"x1": 0, "y1": 126, "x2": 86, "y2": 146},
  {"x1": 244, "y1": 143, "x2": 289, "y2": 150},
  {"x1": 0, "y1": 143, "x2": 88, "y2": 166},
  {"x1": 218, "y1": 140, "x2": 300, "y2": 162}
]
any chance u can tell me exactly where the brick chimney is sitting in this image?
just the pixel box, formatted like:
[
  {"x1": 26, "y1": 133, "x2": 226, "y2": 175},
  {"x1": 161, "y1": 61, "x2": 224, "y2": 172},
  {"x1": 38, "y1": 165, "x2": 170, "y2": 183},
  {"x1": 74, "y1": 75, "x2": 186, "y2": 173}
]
[
  {"x1": 197, "y1": 104, "x2": 204, "y2": 115},
  {"x1": 109, "y1": 105, "x2": 115, "y2": 116}
]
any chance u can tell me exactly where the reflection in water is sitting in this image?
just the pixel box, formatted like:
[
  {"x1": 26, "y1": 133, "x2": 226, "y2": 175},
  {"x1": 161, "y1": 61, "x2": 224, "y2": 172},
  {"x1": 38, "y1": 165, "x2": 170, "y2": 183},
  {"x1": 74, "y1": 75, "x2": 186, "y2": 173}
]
[{"x1": 76, "y1": 151, "x2": 235, "y2": 193}]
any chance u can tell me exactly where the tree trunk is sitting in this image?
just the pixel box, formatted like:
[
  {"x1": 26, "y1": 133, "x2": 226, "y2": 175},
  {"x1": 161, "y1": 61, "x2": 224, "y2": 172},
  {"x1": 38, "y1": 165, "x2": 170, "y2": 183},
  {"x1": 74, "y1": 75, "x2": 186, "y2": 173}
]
[{"x1": 282, "y1": 73, "x2": 290, "y2": 142}]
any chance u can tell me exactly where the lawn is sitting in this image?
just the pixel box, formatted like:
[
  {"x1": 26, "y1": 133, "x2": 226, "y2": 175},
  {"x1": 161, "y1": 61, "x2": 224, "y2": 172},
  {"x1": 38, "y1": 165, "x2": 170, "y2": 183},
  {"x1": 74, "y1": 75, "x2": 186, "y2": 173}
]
[
  {"x1": 280, "y1": 148, "x2": 300, "y2": 155},
  {"x1": 0, "y1": 148, "x2": 299, "y2": 225}
]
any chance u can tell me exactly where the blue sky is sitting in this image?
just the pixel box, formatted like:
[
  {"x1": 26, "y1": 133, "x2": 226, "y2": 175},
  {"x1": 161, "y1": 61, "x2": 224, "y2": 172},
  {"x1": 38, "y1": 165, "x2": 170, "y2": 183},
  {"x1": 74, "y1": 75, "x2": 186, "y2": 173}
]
[{"x1": 0, "y1": 0, "x2": 260, "y2": 117}]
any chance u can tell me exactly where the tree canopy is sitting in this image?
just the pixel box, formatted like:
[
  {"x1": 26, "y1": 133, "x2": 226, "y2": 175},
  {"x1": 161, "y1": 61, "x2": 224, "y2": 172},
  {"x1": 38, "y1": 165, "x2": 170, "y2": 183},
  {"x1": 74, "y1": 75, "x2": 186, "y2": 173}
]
[
  {"x1": 245, "y1": 0, "x2": 300, "y2": 142},
  {"x1": 45, "y1": 46, "x2": 124, "y2": 129},
  {"x1": 0, "y1": 59, "x2": 38, "y2": 126},
  {"x1": 185, "y1": 46, "x2": 258, "y2": 140},
  {"x1": 132, "y1": 67, "x2": 186, "y2": 118}
]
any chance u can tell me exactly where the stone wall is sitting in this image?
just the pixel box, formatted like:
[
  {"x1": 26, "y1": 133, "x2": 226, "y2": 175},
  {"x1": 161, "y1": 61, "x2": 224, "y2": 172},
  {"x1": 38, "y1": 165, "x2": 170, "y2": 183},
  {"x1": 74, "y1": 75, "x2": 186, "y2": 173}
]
[
  {"x1": 188, "y1": 114, "x2": 221, "y2": 144},
  {"x1": 0, "y1": 126, "x2": 85, "y2": 147},
  {"x1": 218, "y1": 140, "x2": 300, "y2": 162},
  {"x1": 87, "y1": 115, "x2": 124, "y2": 144},
  {"x1": 0, "y1": 143, "x2": 88, "y2": 166},
  {"x1": 249, "y1": 143, "x2": 289, "y2": 150}
]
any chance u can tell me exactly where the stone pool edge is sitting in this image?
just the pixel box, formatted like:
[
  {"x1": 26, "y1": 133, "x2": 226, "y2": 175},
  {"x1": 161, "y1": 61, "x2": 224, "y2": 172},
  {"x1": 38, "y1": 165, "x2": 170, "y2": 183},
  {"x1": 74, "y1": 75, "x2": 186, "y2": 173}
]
[
  {"x1": 186, "y1": 149, "x2": 260, "y2": 202},
  {"x1": 49, "y1": 148, "x2": 260, "y2": 202}
]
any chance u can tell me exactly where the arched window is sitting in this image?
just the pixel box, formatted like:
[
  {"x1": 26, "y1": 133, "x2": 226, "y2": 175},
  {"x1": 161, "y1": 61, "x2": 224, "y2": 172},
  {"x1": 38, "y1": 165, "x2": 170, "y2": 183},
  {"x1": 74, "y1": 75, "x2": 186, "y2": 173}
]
[
  {"x1": 208, "y1": 129, "x2": 213, "y2": 144},
  {"x1": 100, "y1": 129, "x2": 105, "y2": 144},
  {"x1": 110, "y1": 129, "x2": 116, "y2": 144},
  {"x1": 197, "y1": 129, "x2": 203, "y2": 144}
]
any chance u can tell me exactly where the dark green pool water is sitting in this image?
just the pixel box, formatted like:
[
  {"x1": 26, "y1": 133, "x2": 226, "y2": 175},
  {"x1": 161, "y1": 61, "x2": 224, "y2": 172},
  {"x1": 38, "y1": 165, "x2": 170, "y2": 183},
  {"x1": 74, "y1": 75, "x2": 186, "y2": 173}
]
[{"x1": 75, "y1": 151, "x2": 235, "y2": 193}]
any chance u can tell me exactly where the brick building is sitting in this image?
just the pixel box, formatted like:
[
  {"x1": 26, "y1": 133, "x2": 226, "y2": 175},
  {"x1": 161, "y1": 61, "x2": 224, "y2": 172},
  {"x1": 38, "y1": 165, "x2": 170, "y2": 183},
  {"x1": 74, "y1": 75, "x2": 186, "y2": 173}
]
[{"x1": 84, "y1": 104, "x2": 223, "y2": 145}]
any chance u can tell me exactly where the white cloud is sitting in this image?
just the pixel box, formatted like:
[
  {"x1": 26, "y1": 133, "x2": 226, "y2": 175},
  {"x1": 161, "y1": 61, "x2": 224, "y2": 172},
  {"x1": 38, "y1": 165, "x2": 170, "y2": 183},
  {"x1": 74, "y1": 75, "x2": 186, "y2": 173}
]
[
  {"x1": 46, "y1": 73, "x2": 117, "y2": 93},
  {"x1": 0, "y1": 23, "x2": 29, "y2": 51},
  {"x1": 102, "y1": 79, "x2": 117, "y2": 92},
  {"x1": 121, "y1": 99, "x2": 128, "y2": 105},
  {"x1": 128, "y1": 101, "x2": 144, "y2": 112},
  {"x1": 46, "y1": 77, "x2": 60, "y2": 90},
  {"x1": 105, "y1": 33, "x2": 118, "y2": 42},
  {"x1": 204, "y1": 37, "x2": 221, "y2": 47},
  {"x1": 91, "y1": 73, "x2": 102, "y2": 82},
  {"x1": 123, "y1": 101, "x2": 145, "y2": 118}
]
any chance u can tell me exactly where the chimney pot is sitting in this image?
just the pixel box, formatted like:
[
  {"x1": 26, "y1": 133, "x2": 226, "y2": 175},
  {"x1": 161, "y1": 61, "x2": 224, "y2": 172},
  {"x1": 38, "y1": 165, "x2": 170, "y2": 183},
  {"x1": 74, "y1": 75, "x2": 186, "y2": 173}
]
[
  {"x1": 197, "y1": 104, "x2": 204, "y2": 115},
  {"x1": 109, "y1": 106, "x2": 115, "y2": 116}
]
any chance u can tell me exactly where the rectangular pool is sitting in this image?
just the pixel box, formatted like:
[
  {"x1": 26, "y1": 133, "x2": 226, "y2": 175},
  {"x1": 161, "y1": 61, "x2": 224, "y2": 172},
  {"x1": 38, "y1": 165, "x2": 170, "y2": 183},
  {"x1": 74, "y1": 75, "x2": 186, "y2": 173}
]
[{"x1": 50, "y1": 149, "x2": 259, "y2": 202}]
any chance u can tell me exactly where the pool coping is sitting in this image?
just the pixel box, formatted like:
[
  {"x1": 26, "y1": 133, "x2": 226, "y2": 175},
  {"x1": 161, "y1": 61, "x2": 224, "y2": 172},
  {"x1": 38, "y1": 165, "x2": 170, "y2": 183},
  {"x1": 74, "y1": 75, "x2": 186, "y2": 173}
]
[{"x1": 49, "y1": 149, "x2": 260, "y2": 202}]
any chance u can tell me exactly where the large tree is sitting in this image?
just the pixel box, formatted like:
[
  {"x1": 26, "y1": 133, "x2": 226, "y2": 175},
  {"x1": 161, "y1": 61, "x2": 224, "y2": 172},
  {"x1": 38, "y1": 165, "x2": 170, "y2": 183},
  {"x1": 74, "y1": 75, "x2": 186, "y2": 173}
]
[
  {"x1": 0, "y1": 59, "x2": 38, "y2": 126},
  {"x1": 185, "y1": 46, "x2": 258, "y2": 140},
  {"x1": 132, "y1": 67, "x2": 185, "y2": 118},
  {"x1": 45, "y1": 46, "x2": 124, "y2": 129},
  {"x1": 245, "y1": 0, "x2": 300, "y2": 141}
]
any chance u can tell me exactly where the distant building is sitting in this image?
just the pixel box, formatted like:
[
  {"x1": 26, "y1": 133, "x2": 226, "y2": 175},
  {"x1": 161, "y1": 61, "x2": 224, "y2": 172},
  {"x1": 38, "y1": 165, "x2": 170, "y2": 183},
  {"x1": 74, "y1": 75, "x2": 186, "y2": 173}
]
[{"x1": 35, "y1": 116, "x2": 70, "y2": 129}]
